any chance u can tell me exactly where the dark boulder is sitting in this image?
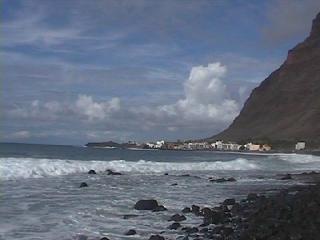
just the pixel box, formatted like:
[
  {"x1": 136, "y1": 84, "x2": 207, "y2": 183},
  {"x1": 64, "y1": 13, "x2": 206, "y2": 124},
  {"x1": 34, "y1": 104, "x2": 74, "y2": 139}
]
[
  {"x1": 182, "y1": 227, "x2": 199, "y2": 233},
  {"x1": 106, "y1": 169, "x2": 122, "y2": 175},
  {"x1": 201, "y1": 207, "x2": 213, "y2": 217},
  {"x1": 123, "y1": 214, "x2": 139, "y2": 219},
  {"x1": 100, "y1": 238, "x2": 110, "y2": 240},
  {"x1": 223, "y1": 198, "x2": 236, "y2": 205},
  {"x1": 168, "y1": 222, "x2": 181, "y2": 230},
  {"x1": 88, "y1": 169, "x2": 96, "y2": 174},
  {"x1": 210, "y1": 177, "x2": 237, "y2": 183},
  {"x1": 203, "y1": 210, "x2": 226, "y2": 225},
  {"x1": 171, "y1": 183, "x2": 178, "y2": 186},
  {"x1": 227, "y1": 177, "x2": 237, "y2": 182},
  {"x1": 192, "y1": 205, "x2": 200, "y2": 215},
  {"x1": 149, "y1": 235, "x2": 165, "y2": 240},
  {"x1": 125, "y1": 229, "x2": 136, "y2": 235},
  {"x1": 182, "y1": 207, "x2": 191, "y2": 213},
  {"x1": 247, "y1": 193, "x2": 258, "y2": 201},
  {"x1": 79, "y1": 182, "x2": 88, "y2": 188},
  {"x1": 134, "y1": 199, "x2": 159, "y2": 210},
  {"x1": 170, "y1": 214, "x2": 186, "y2": 222},
  {"x1": 281, "y1": 174, "x2": 292, "y2": 180}
]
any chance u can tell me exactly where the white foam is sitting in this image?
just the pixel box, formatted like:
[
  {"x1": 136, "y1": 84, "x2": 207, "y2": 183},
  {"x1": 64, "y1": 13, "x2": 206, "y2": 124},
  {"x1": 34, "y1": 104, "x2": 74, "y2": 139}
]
[
  {"x1": 277, "y1": 154, "x2": 320, "y2": 163},
  {"x1": 0, "y1": 157, "x2": 259, "y2": 180}
]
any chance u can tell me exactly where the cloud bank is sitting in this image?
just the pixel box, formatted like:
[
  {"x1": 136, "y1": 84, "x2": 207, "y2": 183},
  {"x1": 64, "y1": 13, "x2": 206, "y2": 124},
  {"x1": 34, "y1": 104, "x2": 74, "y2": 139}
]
[{"x1": 4, "y1": 62, "x2": 241, "y2": 143}]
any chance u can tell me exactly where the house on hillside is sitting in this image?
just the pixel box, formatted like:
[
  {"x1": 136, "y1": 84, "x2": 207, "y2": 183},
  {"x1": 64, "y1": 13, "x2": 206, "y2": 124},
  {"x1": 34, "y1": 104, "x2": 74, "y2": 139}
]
[
  {"x1": 295, "y1": 142, "x2": 306, "y2": 151},
  {"x1": 245, "y1": 143, "x2": 260, "y2": 151}
]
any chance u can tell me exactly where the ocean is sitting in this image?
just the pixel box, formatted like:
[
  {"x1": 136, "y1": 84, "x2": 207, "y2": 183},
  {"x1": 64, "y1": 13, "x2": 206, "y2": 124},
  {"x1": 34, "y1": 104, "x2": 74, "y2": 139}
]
[{"x1": 1, "y1": 143, "x2": 320, "y2": 240}]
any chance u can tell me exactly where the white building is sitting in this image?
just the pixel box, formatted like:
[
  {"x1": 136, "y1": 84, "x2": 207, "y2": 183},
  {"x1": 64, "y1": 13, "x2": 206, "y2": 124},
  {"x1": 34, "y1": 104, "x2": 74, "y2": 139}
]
[
  {"x1": 211, "y1": 141, "x2": 241, "y2": 151},
  {"x1": 187, "y1": 142, "x2": 210, "y2": 150},
  {"x1": 211, "y1": 141, "x2": 223, "y2": 150},
  {"x1": 145, "y1": 140, "x2": 165, "y2": 149},
  {"x1": 295, "y1": 142, "x2": 306, "y2": 151},
  {"x1": 245, "y1": 143, "x2": 261, "y2": 151},
  {"x1": 155, "y1": 140, "x2": 165, "y2": 148}
]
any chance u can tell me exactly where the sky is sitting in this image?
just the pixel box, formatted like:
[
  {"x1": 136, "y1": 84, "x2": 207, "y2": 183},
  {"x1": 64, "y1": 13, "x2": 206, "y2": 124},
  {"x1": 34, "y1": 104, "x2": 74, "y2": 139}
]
[{"x1": 1, "y1": 0, "x2": 320, "y2": 145}]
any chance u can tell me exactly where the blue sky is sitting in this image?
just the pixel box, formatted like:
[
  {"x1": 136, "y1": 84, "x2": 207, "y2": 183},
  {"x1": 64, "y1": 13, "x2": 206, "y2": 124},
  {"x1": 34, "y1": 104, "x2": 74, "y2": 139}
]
[{"x1": 1, "y1": 0, "x2": 320, "y2": 145}]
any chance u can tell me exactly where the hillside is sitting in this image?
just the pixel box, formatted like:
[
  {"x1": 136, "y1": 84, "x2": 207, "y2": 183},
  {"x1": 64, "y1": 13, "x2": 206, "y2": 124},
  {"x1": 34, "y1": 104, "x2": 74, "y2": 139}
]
[{"x1": 212, "y1": 12, "x2": 320, "y2": 146}]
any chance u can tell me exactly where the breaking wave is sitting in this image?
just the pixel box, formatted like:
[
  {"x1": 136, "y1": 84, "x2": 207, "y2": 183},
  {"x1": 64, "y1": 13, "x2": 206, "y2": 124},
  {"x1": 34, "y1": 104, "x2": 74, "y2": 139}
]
[
  {"x1": 277, "y1": 154, "x2": 320, "y2": 164},
  {"x1": 0, "y1": 157, "x2": 259, "y2": 180}
]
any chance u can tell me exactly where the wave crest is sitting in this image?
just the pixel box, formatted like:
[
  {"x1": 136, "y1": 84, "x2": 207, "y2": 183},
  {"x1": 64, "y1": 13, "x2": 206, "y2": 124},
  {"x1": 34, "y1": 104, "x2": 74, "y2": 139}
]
[{"x1": 0, "y1": 157, "x2": 259, "y2": 180}]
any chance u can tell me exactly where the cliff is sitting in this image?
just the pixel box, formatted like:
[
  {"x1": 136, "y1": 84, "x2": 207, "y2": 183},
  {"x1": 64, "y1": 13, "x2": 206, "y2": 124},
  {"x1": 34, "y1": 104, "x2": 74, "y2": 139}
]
[{"x1": 212, "y1": 12, "x2": 320, "y2": 145}]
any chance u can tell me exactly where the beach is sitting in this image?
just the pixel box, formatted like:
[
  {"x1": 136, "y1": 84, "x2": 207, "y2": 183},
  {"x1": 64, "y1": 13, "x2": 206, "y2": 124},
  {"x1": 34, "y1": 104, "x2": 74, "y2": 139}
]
[{"x1": 0, "y1": 143, "x2": 320, "y2": 240}]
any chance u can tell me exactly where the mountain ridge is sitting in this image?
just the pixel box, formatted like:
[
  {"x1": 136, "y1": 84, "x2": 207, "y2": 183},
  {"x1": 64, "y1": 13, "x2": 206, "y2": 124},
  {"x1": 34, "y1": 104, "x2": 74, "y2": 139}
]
[{"x1": 211, "y1": 12, "x2": 320, "y2": 146}]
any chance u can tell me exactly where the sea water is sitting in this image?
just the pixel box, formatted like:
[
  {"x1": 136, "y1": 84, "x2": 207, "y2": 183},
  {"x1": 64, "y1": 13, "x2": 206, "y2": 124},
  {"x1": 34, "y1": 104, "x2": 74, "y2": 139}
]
[{"x1": 1, "y1": 143, "x2": 320, "y2": 240}]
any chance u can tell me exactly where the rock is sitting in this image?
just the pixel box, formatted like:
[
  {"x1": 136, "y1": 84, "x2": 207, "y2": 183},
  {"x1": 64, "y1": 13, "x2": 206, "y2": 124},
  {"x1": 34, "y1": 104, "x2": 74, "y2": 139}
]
[
  {"x1": 171, "y1": 183, "x2": 178, "y2": 186},
  {"x1": 227, "y1": 177, "x2": 237, "y2": 182},
  {"x1": 100, "y1": 238, "x2": 110, "y2": 240},
  {"x1": 134, "y1": 199, "x2": 159, "y2": 210},
  {"x1": 247, "y1": 193, "x2": 258, "y2": 201},
  {"x1": 123, "y1": 214, "x2": 139, "y2": 219},
  {"x1": 192, "y1": 205, "x2": 200, "y2": 215},
  {"x1": 170, "y1": 214, "x2": 186, "y2": 222},
  {"x1": 125, "y1": 229, "x2": 136, "y2": 235},
  {"x1": 223, "y1": 198, "x2": 236, "y2": 205},
  {"x1": 153, "y1": 205, "x2": 167, "y2": 212},
  {"x1": 106, "y1": 169, "x2": 122, "y2": 175},
  {"x1": 182, "y1": 207, "x2": 191, "y2": 213},
  {"x1": 164, "y1": 173, "x2": 169, "y2": 175},
  {"x1": 149, "y1": 235, "x2": 165, "y2": 240},
  {"x1": 281, "y1": 174, "x2": 292, "y2": 180},
  {"x1": 201, "y1": 207, "x2": 213, "y2": 217},
  {"x1": 200, "y1": 227, "x2": 209, "y2": 233},
  {"x1": 168, "y1": 222, "x2": 181, "y2": 230},
  {"x1": 203, "y1": 211, "x2": 226, "y2": 225},
  {"x1": 210, "y1": 177, "x2": 237, "y2": 183},
  {"x1": 79, "y1": 182, "x2": 88, "y2": 188},
  {"x1": 182, "y1": 227, "x2": 199, "y2": 233},
  {"x1": 88, "y1": 169, "x2": 96, "y2": 174},
  {"x1": 222, "y1": 226, "x2": 234, "y2": 236}
]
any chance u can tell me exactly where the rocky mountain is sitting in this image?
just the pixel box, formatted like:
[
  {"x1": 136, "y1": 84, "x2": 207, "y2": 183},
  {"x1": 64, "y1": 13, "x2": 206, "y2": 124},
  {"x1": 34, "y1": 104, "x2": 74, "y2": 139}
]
[{"x1": 212, "y1": 12, "x2": 320, "y2": 147}]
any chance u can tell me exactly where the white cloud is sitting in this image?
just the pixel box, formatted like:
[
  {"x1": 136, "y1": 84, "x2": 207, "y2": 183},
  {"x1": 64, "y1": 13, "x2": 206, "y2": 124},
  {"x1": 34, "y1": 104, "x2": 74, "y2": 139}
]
[
  {"x1": 75, "y1": 95, "x2": 120, "y2": 121},
  {"x1": 8, "y1": 95, "x2": 120, "y2": 122},
  {"x1": 5, "y1": 63, "x2": 242, "y2": 141},
  {"x1": 155, "y1": 62, "x2": 239, "y2": 124},
  {"x1": 10, "y1": 130, "x2": 31, "y2": 139}
]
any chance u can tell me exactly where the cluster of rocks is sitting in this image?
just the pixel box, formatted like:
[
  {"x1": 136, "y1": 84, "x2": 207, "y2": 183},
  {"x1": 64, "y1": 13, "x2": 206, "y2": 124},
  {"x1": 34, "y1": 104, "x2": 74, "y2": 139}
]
[
  {"x1": 146, "y1": 176, "x2": 320, "y2": 240},
  {"x1": 87, "y1": 169, "x2": 122, "y2": 175},
  {"x1": 79, "y1": 169, "x2": 123, "y2": 188},
  {"x1": 83, "y1": 172, "x2": 320, "y2": 240}
]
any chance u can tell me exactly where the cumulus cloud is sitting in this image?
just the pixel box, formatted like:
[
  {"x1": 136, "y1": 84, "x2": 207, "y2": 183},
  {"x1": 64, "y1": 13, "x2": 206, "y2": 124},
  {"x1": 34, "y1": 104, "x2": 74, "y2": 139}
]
[
  {"x1": 10, "y1": 130, "x2": 31, "y2": 139},
  {"x1": 8, "y1": 95, "x2": 120, "y2": 122},
  {"x1": 4, "y1": 63, "x2": 242, "y2": 142},
  {"x1": 75, "y1": 95, "x2": 120, "y2": 121},
  {"x1": 155, "y1": 63, "x2": 239, "y2": 124}
]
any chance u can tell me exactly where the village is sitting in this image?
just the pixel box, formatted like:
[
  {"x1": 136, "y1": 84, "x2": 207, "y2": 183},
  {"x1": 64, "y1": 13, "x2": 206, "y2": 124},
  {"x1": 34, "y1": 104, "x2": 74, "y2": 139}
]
[
  {"x1": 87, "y1": 139, "x2": 307, "y2": 152},
  {"x1": 142, "y1": 140, "x2": 307, "y2": 152}
]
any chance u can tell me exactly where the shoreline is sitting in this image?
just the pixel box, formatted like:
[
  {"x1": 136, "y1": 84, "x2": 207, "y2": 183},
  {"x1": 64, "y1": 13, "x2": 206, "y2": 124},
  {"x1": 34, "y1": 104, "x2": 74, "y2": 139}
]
[{"x1": 143, "y1": 171, "x2": 320, "y2": 240}]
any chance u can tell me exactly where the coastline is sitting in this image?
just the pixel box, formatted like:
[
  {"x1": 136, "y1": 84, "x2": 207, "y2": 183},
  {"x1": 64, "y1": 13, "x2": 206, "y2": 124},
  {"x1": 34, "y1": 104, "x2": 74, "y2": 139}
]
[{"x1": 143, "y1": 171, "x2": 320, "y2": 240}]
